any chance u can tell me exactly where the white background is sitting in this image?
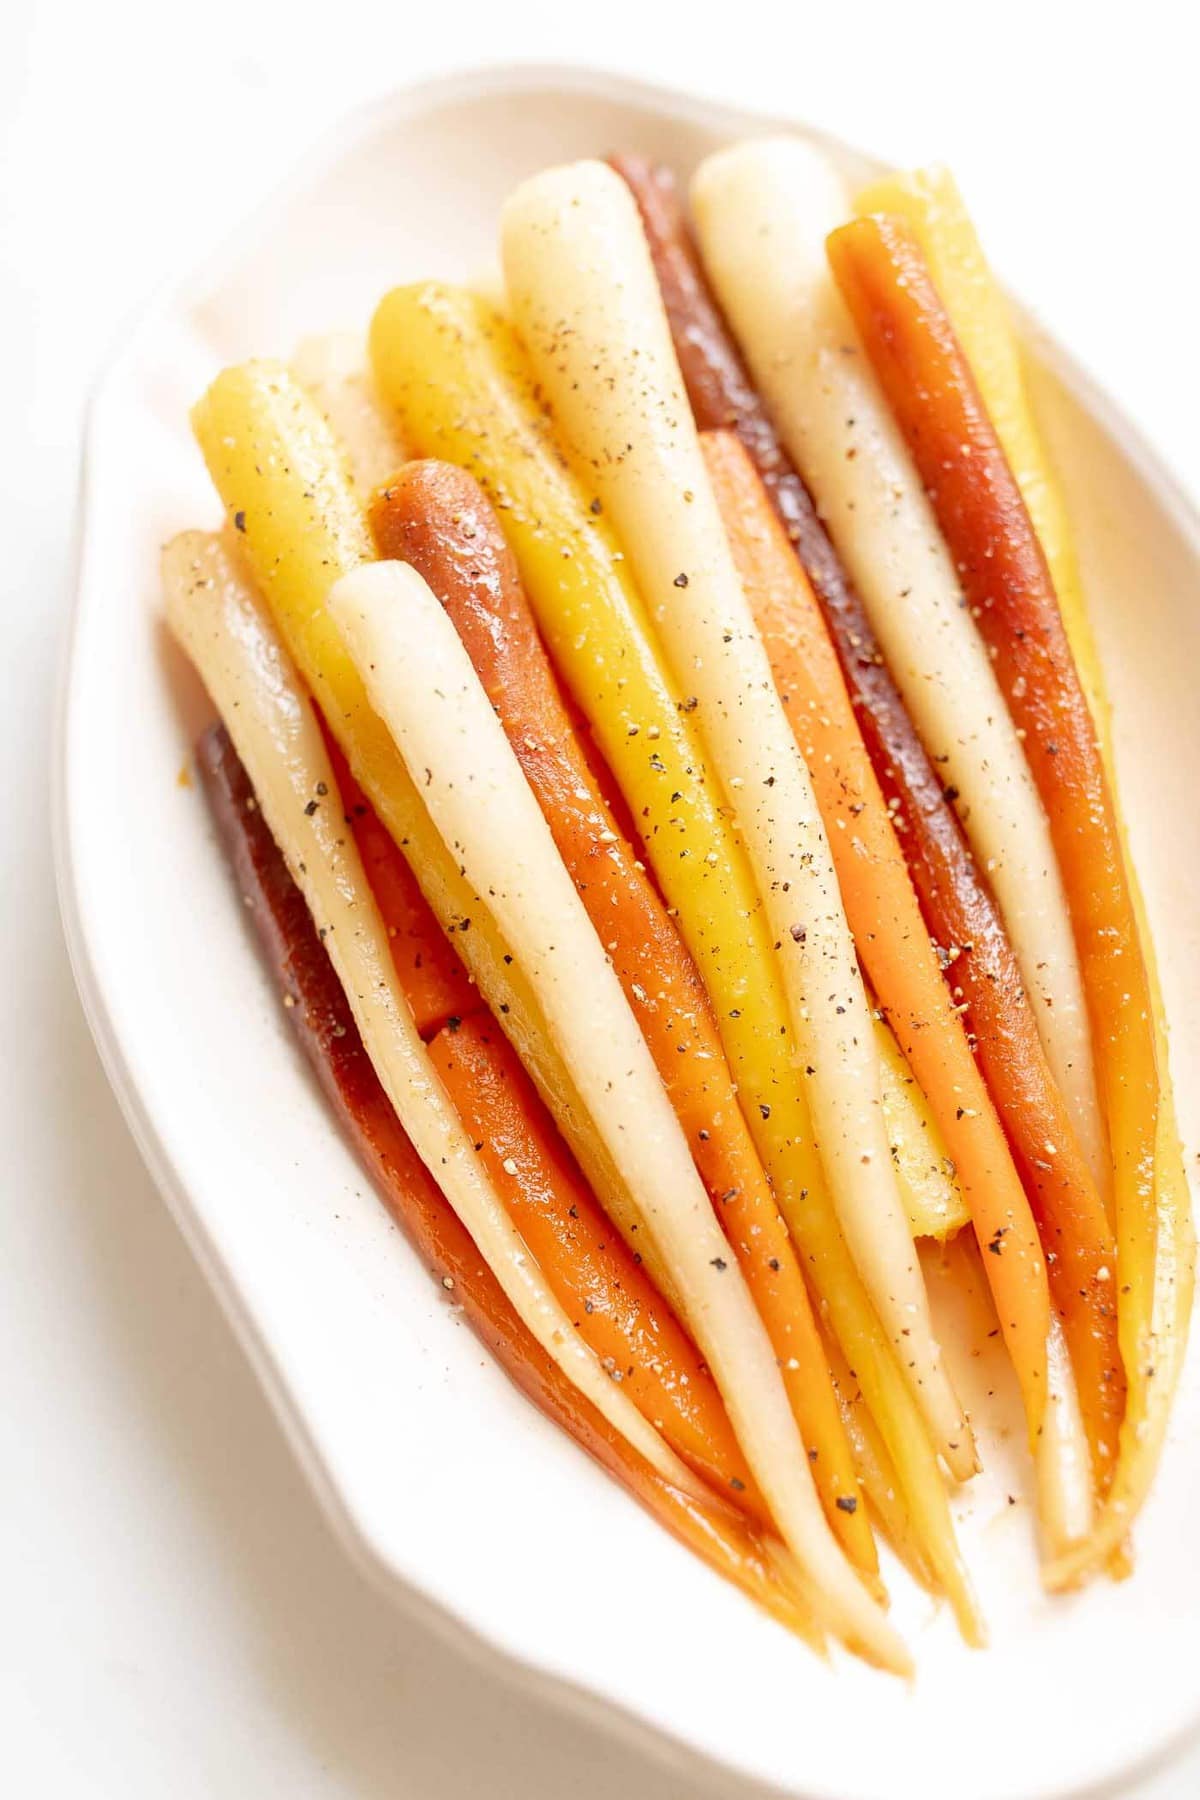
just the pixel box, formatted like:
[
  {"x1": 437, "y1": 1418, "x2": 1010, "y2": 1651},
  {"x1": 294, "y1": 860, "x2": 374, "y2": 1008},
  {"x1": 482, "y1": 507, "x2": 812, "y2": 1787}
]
[{"x1": 3, "y1": 1, "x2": 1198, "y2": 1793}]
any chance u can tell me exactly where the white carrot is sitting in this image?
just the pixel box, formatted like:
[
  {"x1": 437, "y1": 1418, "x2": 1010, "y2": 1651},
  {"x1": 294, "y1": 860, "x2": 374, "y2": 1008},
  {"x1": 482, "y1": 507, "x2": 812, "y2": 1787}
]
[
  {"x1": 162, "y1": 528, "x2": 696, "y2": 1497},
  {"x1": 500, "y1": 158, "x2": 974, "y2": 1484},
  {"x1": 328, "y1": 555, "x2": 911, "y2": 1674},
  {"x1": 689, "y1": 137, "x2": 1106, "y2": 1191},
  {"x1": 291, "y1": 334, "x2": 405, "y2": 498},
  {"x1": 1036, "y1": 1315, "x2": 1094, "y2": 1559}
]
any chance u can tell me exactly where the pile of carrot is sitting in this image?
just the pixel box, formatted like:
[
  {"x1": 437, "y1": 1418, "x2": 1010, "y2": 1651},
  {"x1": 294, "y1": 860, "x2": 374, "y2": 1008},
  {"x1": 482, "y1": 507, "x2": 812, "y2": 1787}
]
[{"x1": 163, "y1": 128, "x2": 1192, "y2": 1672}]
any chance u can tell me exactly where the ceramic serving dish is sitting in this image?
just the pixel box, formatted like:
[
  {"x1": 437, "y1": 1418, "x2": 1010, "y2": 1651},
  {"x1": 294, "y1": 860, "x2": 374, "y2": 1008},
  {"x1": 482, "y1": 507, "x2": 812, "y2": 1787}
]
[{"x1": 54, "y1": 63, "x2": 1200, "y2": 1800}]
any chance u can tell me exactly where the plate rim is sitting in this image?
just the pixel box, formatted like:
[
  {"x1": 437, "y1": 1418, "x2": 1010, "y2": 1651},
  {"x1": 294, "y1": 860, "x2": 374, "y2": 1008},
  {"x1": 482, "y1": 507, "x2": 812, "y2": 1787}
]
[{"x1": 52, "y1": 59, "x2": 1200, "y2": 1800}]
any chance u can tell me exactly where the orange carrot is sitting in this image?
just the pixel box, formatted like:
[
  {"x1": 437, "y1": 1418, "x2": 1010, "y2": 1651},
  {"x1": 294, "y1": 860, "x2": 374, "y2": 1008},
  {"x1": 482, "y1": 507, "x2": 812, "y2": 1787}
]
[
  {"x1": 371, "y1": 458, "x2": 877, "y2": 1574},
  {"x1": 702, "y1": 428, "x2": 1121, "y2": 1482},
  {"x1": 429, "y1": 1011, "x2": 766, "y2": 1512},
  {"x1": 829, "y1": 211, "x2": 1159, "y2": 1296},
  {"x1": 199, "y1": 720, "x2": 817, "y2": 1640},
  {"x1": 829, "y1": 211, "x2": 1178, "y2": 1531}
]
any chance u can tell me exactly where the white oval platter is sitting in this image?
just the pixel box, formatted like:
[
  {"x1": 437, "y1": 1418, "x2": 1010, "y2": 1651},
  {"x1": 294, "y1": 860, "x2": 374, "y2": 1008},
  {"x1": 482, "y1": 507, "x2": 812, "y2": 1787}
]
[{"x1": 54, "y1": 62, "x2": 1200, "y2": 1800}]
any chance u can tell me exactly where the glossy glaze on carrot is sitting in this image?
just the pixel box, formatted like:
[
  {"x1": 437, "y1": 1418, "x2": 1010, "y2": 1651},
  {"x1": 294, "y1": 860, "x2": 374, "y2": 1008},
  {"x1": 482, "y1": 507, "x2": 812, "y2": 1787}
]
[
  {"x1": 702, "y1": 426, "x2": 1122, "y2": 1480},
  {"x1": 428, "y1": 1011, "x2": 768, "y2": 1512},
  {"x1": 325, "y1": 717, "x2": 766, "y2": 1508},
  {"x1": 828, "y1": 211, "x2": 1161, "y2": 1420},
  {"x1": 615, "y1": 157, "x2": 1122, "y2": 1434},
  {"x1": 370, "y1": 459, "x2": 875, "y2": 1569},
  {"x1": 364, "y1": 290, "x2": 983, "y2": 1649},
  {"x1": 196, "y1": 720, "x2": 818, "y2": 1638}
]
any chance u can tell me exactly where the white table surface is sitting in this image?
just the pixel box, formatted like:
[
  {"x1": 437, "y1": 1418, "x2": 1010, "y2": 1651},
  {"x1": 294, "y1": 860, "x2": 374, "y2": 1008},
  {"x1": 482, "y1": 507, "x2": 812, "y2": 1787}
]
[{"x1": 4, "y1": 2, "x2": 1197, "y2": 1792}]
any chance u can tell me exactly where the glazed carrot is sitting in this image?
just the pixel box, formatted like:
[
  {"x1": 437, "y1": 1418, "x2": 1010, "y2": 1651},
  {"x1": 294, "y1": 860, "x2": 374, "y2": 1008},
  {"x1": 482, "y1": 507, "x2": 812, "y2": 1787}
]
[
  {"x1": 329, "y1": 558, "x2": 909, "y2": 1671},
  {"x1": 197, "y1": 721, "x2": 820, "y2": 1643},
  {"x1": 324, "y1": 735, "x2": 478, "y2": 1039},
  {"x1": 166, "y1": 531, "x2": 693, "y2": 1486},
  {"x1": 196, "y1": 528, "x2": 769, "y2": 1524},
  {"x1": 690, "y1": 142, "x2": 1104, "y2": 1186},
  {"x1": 502, "y1": 161, "x2": 972, "y2": 1484},
  {"x1": 369, "y1": 286, "x2": 982, "y2": 1641},
  {"x1": 616, "y1": 158, "x2": 1126, "y2": 1475},
  {"x1": 702, "y1": 427, "x2": 1121, "y2": 1488},
  {"x1": 828, "y1": 211, "x2": 1174, "y2": 1536},
  {"x1": 322, "y1": 738, "x2": 756, "y2": 1505},
  {"x1": 610, "y1": 153, "x2": 828, "y2": 561},
  {"x1": 372, "y1": 459, "x2": 874, "y2": 1570},
  {"x1": 366, "y1": 283, "x2": 955, "y2": 1261},
  {"x1": 327, "y1": 733, "x2": 762, "y2": 1506},
  {"x1": 851, "y1": 166, "x2": 1108, "y2": 747},
  {"x1": 835, "y1": 184, "x2": 1194, "y2": 1568},
  {"x1": 191, "y1": 365, "x2": 667, "y2": 1310},
  {"x1": 429, "y1": 1011, "x2": 767, "y2": 1514}
]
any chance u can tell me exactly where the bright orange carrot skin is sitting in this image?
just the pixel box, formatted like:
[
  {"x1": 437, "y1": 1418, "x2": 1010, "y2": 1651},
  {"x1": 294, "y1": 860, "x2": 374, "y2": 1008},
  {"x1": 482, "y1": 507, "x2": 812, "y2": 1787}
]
[
  {"x1": 428, "y1": 1011, "x2": 764, "y2": 1512},
  {"x1": 197, "y1": 722, "x2": 814, "y2": 1637},
  {"x1": 828, "y1": 214, "x2": 1159, "y2": 1385},
  {"x1": 371, "y1": 459, "x2": 875, "y2": 1571},
  {"x1": 324, "y1": 732, "x2": 479, "y2": 1037},
  {"x1": 701, "y1": 431, "x2": 1114, "y2": 1467}
]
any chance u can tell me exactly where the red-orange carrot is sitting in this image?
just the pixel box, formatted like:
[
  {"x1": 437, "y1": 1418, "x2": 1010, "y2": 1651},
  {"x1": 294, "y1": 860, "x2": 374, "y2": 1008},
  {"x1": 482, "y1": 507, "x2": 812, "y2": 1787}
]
[
  {"x1": 370, "y1": 458, "x2": 878, "y2": 1575},
  {"x1": 828, "y1": 215, "x2": 1162, "y2": 1443},
  {"x1": 429, "y1": 1011, "x2": 766, "y2": 1513},
  {"x1": 197, "y1": 720, "x2": 817, "y2": 1639},
  {"x1": 702, "y1": 430, "x2": 1123, "y2": 1482}
]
